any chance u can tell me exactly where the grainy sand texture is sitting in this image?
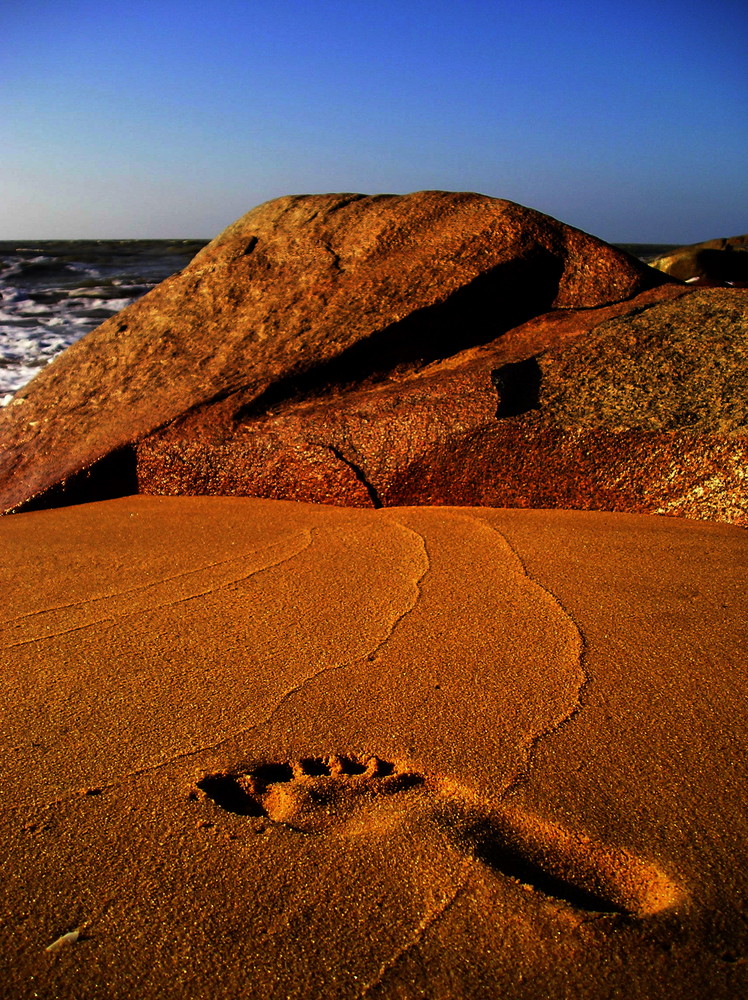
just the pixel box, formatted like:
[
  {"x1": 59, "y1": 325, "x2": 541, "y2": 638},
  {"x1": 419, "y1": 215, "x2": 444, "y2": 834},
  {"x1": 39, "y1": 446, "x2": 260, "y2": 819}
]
[{"x1": 1, "y1": 496, "x2": 746, "y2": 998}]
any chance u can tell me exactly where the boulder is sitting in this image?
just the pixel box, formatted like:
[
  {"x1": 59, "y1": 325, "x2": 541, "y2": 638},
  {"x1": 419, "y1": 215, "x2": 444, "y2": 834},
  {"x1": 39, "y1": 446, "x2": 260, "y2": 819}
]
[
  {"x1": 2, "y1": 496, "x2": 747, "y2": 998},
  {"x1": 135, "y1": 286, "x2": 748, "y2": 525},
  {"x1": 649, "y1": 234, "x2": 748, "y2": 285},
  {"x1": 0, "y1": 191, "x2": 672, "y2": 513}
]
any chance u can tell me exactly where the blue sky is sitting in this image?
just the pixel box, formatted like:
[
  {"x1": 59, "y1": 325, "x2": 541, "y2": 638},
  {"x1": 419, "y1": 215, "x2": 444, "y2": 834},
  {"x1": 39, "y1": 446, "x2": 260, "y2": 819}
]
[{"x1": 3, "y1": 0, "x2": 747, "y2": 241}]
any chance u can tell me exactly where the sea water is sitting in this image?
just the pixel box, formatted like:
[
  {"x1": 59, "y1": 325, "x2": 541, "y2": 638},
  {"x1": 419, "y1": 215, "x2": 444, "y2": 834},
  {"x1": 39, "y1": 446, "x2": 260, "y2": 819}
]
[
  {"x1": 0, "y1": 239, "x2": 208, "y2": 405},
  {"x1": 0, "y1": 239, "x2": 674, "y2": 407}
]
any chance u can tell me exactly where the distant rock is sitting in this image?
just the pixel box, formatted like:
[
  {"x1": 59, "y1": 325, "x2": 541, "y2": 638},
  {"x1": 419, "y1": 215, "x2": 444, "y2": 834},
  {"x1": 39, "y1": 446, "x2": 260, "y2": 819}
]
[
  {"x1": 665, "y1": 234, "x2": 748, "y2": 253},
  {"x1": 649, "y1": 234, "x2": 748, "y2": 285},
  {"x1": 0, "y1": 191, "x2": 672, "y2": 514}
]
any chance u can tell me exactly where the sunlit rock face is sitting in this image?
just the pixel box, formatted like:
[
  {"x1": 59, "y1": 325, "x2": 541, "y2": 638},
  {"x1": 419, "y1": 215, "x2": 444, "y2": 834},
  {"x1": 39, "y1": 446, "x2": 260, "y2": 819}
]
[{"x1": 0, "y1": 191, "x2": 670, "y2": 514}]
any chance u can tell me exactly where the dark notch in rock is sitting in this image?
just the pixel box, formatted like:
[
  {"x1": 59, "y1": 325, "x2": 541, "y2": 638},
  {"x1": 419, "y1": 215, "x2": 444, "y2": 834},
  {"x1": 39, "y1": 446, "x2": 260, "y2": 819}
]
[
  {"x1": 492, "y1": 357, "x2": 543, "y2": 419},
  {"x1": 691, "y1": 248, "x2": 748, "y2": 283}
]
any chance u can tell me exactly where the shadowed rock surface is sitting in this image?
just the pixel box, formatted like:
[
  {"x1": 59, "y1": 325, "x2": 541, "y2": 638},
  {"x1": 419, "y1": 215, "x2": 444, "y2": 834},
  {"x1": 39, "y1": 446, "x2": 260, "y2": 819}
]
[
  {"x1": 0, "y1": 191, "x2": 671, "y2": 513},
  {"x1": 135, "y1": 286, "x2": 748, "y2": 524}
]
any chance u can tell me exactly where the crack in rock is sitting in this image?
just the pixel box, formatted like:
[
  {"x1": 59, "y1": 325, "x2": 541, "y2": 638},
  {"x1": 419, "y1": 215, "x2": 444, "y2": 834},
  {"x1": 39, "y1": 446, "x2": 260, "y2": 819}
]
[{"x1": 327, "y1": 445, "x2": 383, "y2": 507}]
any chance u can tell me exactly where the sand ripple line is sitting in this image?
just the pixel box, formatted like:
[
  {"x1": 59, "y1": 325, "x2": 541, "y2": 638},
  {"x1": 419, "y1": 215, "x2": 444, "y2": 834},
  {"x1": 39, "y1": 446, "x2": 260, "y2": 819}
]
[
  {"x1": 0, "y1": 529, "x2": 314, "y2": 649},
  {"x1": 461, "y1": 511, "x2": 590, "y2": 778}
]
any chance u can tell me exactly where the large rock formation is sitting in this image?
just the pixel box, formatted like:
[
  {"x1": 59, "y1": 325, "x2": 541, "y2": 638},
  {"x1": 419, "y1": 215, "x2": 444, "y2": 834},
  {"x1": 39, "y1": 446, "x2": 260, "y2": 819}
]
[
  {"x1": 2, "y1": 496, "x2": 747, "y2": 998},
  {"x1": 0, "y1": 191, "x2": 671, "y2": 513},
  {"x1": 135, "y1": 286, "x2": 748, "y2": 524}
]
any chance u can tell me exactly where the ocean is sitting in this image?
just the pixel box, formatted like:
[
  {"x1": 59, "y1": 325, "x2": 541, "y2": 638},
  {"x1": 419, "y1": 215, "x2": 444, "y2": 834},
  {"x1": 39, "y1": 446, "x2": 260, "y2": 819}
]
[
  {"x1": 0, "y1": 239, "x2": 208, "y2": 405},
  {"x1": 0, "y1": 239, "x2": 675, "y2": 406}
]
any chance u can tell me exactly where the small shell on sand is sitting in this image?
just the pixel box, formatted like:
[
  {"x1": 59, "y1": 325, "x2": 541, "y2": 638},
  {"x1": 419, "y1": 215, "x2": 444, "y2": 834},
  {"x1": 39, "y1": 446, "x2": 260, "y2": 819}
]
[{"x1": 45, "y1": 929, "x2": 80, "y2": 953}]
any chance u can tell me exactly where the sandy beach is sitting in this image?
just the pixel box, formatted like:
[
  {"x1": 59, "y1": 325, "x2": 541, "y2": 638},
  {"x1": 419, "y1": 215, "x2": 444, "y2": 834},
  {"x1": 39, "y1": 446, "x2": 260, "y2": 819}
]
[
  {"x1": 2, "y1": 495, "x2": 746, "y2": 998},
  {"x1": 4, "y1": 0, "x2": 747, "y2": 992}
]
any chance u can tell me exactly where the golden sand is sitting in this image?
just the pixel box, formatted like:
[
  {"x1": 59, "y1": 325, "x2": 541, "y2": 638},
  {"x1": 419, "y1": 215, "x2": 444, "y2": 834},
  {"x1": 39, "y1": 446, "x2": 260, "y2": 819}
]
[{"x1": 1, "y1": 497, "x2": 746, "y2": 997}]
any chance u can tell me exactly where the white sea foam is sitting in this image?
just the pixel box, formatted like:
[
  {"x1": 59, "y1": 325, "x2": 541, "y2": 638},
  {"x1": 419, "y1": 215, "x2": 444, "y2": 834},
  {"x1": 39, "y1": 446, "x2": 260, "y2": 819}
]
[{"x1": 0, "y1": 239, "x2": 205, "y2": 403}]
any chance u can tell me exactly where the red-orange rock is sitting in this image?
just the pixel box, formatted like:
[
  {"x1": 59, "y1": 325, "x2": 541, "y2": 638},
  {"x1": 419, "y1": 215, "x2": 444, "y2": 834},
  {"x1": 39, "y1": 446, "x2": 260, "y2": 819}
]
[
  {"x1": 135, "y1": 287, "x2": 748, "y2": 525},
  {"x1": 0, "y1": 192, "x2": 671, "y2": 513}
]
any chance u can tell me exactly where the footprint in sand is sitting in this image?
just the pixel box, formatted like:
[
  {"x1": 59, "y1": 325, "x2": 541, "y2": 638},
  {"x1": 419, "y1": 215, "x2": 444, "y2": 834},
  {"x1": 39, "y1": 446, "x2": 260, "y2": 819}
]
[
  {"x1": 197, "y1": 755, "x2": 424, "y2": 834},
  {"x1": 196, "y1": 755, "x2": 684, "y2": 918}
]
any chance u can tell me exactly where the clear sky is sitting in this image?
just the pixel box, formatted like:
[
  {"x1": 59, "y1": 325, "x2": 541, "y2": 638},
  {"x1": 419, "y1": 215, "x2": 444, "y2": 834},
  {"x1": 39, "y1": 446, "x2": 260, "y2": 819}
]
[{"x1": 3, "y1": 0, "x2": 747, "y2": 242}]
